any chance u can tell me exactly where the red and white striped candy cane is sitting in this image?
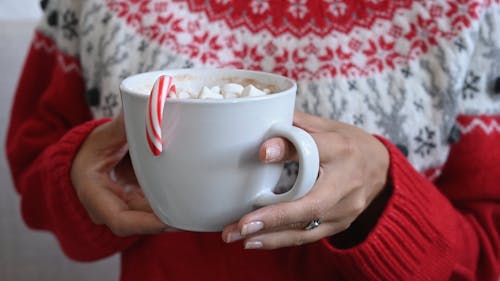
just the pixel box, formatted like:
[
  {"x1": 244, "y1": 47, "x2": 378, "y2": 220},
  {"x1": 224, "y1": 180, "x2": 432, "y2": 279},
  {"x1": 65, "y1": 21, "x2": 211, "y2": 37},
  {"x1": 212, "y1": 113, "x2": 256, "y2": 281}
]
[{"x1": 146, "y1": 75, "x2": 176, "y2": 156}]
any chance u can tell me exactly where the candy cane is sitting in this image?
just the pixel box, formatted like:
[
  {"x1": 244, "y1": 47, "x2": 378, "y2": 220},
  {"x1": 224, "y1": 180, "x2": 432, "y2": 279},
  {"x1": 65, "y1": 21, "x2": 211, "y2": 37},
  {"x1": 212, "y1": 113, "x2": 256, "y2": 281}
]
[{"x1": 146, "y1": 75, "x2": 176, "y2": 156}]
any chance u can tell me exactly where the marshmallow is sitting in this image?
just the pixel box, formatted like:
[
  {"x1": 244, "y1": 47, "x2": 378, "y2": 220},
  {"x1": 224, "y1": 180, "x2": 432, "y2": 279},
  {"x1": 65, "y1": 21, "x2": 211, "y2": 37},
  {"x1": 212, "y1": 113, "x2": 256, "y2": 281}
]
[
  {"x1": 221, "y1": 83, "x2": 244, "y2": 98},
  {"x1": 171, "y1": 83, "x2": 271, "y2": 100},
  {"x1": 210, "y1": 86, "x2": 221, "y2": 95},
  {"x1": 241, "y1": 84, "x2": 267, "y2": 97},
  {"x1": 199, "y1": 86, "x2": 224, "y2": 99}
]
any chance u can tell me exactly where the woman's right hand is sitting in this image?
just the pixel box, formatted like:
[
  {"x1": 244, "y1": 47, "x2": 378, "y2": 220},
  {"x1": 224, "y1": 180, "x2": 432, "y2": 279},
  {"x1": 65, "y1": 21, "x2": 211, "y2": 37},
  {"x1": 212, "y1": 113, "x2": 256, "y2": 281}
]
[{"x1": 71, "y1": 112, "x2": 172, "y2": 237}]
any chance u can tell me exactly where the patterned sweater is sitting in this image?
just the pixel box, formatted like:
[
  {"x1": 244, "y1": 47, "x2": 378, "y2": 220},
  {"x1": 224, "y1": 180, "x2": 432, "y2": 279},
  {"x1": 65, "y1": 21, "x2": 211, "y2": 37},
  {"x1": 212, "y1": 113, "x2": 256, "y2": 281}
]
[{"x1": 6, "y1": 0, "x2": 500, "y2": 280}]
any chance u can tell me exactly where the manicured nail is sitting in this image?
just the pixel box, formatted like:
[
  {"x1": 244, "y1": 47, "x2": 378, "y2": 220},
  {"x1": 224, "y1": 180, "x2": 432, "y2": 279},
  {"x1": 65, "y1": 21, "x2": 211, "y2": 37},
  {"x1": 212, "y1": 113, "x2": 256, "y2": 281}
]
[
  {"x1": 244, "y1": 240, "x2": 263, "y2": 249},
  {"x1": 241, "y1": 221, "x2": 264, "y2": 236},
  {"x1": 225, "y1": 231, "x2": 244, "y2": 243},
  {"x1": 265, "y1": 145, "x2": 281, "y2": 162}
]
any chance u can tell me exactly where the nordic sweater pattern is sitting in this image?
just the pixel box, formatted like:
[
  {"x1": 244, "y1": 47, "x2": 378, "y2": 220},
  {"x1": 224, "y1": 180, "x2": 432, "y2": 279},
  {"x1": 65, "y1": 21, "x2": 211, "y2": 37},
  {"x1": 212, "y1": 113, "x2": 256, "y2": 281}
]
[
  {"x1": 37, "y1": 0, "x2": 500, "y2": 174},
  {"x1": 6, "y1": 0, "x2": 500, "y2": 280}
]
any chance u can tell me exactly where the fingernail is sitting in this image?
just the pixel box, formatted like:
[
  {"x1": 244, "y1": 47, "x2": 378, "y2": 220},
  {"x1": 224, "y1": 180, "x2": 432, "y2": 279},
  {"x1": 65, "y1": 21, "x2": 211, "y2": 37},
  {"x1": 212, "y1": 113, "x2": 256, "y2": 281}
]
[
  {"x1": 241, "y1": 221, "x2": 264, "y2": 236},
  {"x1": 265, "y1": 145, "x2": 281, "y2": 162},
  {"x1": 244, "y1": 240, "x2": 263, "y2": 249},
  {"x1": 225, "y1": 231, "x2": 244, "y2": 243}
]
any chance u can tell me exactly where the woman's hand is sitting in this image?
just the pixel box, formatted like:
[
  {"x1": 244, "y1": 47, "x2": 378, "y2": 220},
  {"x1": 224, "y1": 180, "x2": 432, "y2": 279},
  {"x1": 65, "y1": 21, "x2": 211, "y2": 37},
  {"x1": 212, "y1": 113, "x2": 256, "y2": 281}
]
[
  {"x1": 222, "y1": 111, "x2": 390, "y2": 249},
  {"x1": 71, "y1": 113, "x2": 172, "y2": 237}
]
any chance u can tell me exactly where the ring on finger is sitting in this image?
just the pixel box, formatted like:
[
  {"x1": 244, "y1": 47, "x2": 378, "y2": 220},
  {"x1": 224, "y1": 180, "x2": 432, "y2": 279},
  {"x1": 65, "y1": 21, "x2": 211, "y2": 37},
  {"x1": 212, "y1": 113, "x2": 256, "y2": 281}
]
[{"x1": 304, "y1": 219, "x2": 322, "y2": 230}]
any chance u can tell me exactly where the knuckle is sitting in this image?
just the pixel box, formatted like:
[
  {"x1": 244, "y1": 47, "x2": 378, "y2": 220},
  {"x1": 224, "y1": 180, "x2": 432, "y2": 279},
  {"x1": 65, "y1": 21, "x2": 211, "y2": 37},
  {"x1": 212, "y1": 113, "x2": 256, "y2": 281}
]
[
  {"x1": 337, "y1": 134, "x2": 359, "y2": 157},
  {"x1": 270, "y1": 206, "x2": 289, "y2": 227},
  {"x1": 306, "y1": 198, "x2": 324, "y2": 219},
  {"x1": 351, "y1": 197, "x2": 367, "y2": 215},
  {"x1": 349, "y1": 171, "x2": 365, "y2": 189},
  {"x1": 344, "y1": 220, "x2": 353, "y2": 231},
  {"x1": 289, "y1": 221, "x2": 306, "y2": 229}
]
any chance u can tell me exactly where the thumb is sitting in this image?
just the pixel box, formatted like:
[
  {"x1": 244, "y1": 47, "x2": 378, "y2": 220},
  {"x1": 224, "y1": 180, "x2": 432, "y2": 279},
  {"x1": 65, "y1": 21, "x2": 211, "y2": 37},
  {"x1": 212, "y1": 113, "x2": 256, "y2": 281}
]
[
  {"x1": 106, "y1": 111, "x2": 127, "y2": 146},
  {"x1": 90, "y1": 112, "x2": 129, "y2": 168},
  {"x1": 259, "y1": 137, "x2": 297, "y2": 163}
]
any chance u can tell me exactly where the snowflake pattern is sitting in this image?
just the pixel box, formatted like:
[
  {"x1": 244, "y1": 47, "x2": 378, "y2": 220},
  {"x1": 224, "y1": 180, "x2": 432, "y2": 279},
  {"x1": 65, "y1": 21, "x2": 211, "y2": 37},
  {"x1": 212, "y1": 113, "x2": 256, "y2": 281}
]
[
  {"x1": 462, "y1": 71, "x2": 481, "y2": 99},
  {"x1": 108, "y1": 0, "x2": 151, "y2": 27},
  {"x1": 230, "y1": 44, "x2": 264, "y2": 70},
  {"x1": 250, "y1": 0, "x2": 270, "y2": 14},
  {"x1": 324, "y1": 0, "x2": 348, "y2": 17},
  {"x1": 102, "y1": 93, "x2": 119, "y2": 117},
  {"x1": 36, "y1": 0, "x2": 500, "y2": 175},
  {"x1": 288, "y1": 0, "x2": 309, "y2": 19},
  {"x1": 61, "y1": 10, "x2": 78, "y2": 40},
  {"x1": 190, "y1": 32, "x2": 224, "y2": 64},
  {"x1": 95, "y1": 0, "x2": 488, "y2": 80},
  {"x1": 414, "y1": 127, "x2": 437, "y2": 157}
]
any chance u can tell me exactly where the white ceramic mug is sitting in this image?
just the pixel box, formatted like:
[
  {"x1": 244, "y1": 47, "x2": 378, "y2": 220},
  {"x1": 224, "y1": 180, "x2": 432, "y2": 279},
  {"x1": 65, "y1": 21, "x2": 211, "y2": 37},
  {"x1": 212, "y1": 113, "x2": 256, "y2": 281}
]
[{"x1": 120, "y1": 69, "x2": 319, "y2": 232}]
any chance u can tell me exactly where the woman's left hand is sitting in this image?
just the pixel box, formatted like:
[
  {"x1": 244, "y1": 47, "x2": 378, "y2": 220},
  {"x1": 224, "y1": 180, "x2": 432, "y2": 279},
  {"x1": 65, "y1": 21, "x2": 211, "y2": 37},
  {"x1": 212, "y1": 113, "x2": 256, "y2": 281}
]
[{"x1": 222, "y1": 111, "x2": 390, "y2": 249}]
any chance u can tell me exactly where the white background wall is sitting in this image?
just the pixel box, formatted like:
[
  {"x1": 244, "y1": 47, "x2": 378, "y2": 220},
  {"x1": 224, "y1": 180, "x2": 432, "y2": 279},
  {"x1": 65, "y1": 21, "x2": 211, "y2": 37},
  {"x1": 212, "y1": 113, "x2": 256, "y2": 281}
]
[
  {"x1": 0, "y1": 1, "x2": 119, "y2": 280},
  {"x1": 0, "y1": 0, "x2": 42, "y2": 20}
]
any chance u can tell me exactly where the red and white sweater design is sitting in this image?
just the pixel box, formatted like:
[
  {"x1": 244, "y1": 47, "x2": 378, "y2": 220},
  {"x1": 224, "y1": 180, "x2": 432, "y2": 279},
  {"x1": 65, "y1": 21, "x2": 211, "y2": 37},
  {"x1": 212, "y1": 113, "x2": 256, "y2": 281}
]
[{"x1": 6, "y1": 0, "x2": 500, "y2": 280}]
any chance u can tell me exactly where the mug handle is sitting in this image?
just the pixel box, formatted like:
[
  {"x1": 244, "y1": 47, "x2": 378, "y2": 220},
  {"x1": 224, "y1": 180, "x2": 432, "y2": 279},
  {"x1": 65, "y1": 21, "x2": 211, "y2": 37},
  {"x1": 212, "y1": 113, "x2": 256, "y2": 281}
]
[{"x1": 252, "y1": 122, "x2": 319, "y2": 206}]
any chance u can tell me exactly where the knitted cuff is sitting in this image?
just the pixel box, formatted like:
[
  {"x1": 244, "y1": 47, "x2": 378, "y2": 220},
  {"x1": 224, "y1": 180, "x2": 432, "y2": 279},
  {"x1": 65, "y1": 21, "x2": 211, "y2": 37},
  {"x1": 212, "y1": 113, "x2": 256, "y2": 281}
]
[
  {"x1": 43, "y1": 118, "x2": 138, "y2": 261},
  {"x1": 318, "y1": 136, "x2": 456, "y2": 280}
]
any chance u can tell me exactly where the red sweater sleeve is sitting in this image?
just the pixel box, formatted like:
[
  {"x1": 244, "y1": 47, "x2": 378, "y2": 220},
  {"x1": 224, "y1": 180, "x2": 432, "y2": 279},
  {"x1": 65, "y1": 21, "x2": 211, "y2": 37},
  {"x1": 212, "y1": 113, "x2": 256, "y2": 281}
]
[
  {"x1": 315, "y1": 115, "x2": 500, "y2": 280},
  {"x1": 6, "y1": 31, "x2": 137, "y2": 262}
]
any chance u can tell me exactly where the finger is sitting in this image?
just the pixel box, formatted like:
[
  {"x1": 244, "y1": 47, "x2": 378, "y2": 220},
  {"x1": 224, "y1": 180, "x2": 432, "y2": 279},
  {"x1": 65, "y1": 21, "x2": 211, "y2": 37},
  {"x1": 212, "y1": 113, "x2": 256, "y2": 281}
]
[
  {"x1": 77, "y1": 174, "x2": 129, "y2": 224},
  {"x1": 97, "y1": 180, "x2": 167, "y2": 235},
  {"x1": 235, "y1": 163, "x2": 360, "y2": 235},
  {"x1": 79, "y1": 175, "x2": 144, "y2": 217},
  {"x1": 259, "y1": 137, "x2": 297, "y2": 163},
  {"x1": 236, "y1": 190, "x2": 326, "y2": 237},
  {"x1": 258, "y1": 126, "x2": 353, "y2": 164},
  {"x1": 125, "y1": 191, "x2": 154, "y2": 213},
  {"x1": 223, "y1": 172, "x2": 363, "y2": 244},
  {"x1": 240, "y1": 189, "x2": 370, "y2": 250},
  {"x1": 93, "y1": 137, "x2": 129, "y2": 174},
  {"x1": 109, "y1": 210, "x2": 168, "y2": 237},
  {"x1": 307, "y1": 164, "x2": 368, "y2": 220},
  {"x1": 311, "y1": 131, "x2": 358, "y2": 163},
  {"x1": 221, "y1": 222, "x2": 244, "y2": 243},
  {"x1": 84, "y1": 178, "x2": 167, "y2": 236},
  {"x1": 97, "y1": 111, "x2": 128, "y2": 150},
  {"x1": 78, "y1": 174, "x2": 168, "y2": 236},
  {"x1": 106, "y1": 168, "x2": 140, "y2": 200},
  {"x1": 293, "y1": 111, "x2": 335, "y2": 133},
  {"x1": 114, "y1": 153, "x2": 136, "y2": 179},
  {"x1": 96, "y1": 112, "x2": 129, "y2": 165},
  {"x1": 242, "y1": 221, "x2": 349, "y2": 250},
  {"x1": 109, "y1": 110, "x2": 127, "y2": 142}
]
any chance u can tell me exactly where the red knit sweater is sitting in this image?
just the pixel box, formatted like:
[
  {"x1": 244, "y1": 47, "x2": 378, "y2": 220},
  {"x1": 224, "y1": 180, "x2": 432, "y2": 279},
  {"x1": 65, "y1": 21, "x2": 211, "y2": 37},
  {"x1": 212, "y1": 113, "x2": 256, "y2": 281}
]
[{"x1": 6, "y1": 1, "x2": 500, "y2": 280}]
